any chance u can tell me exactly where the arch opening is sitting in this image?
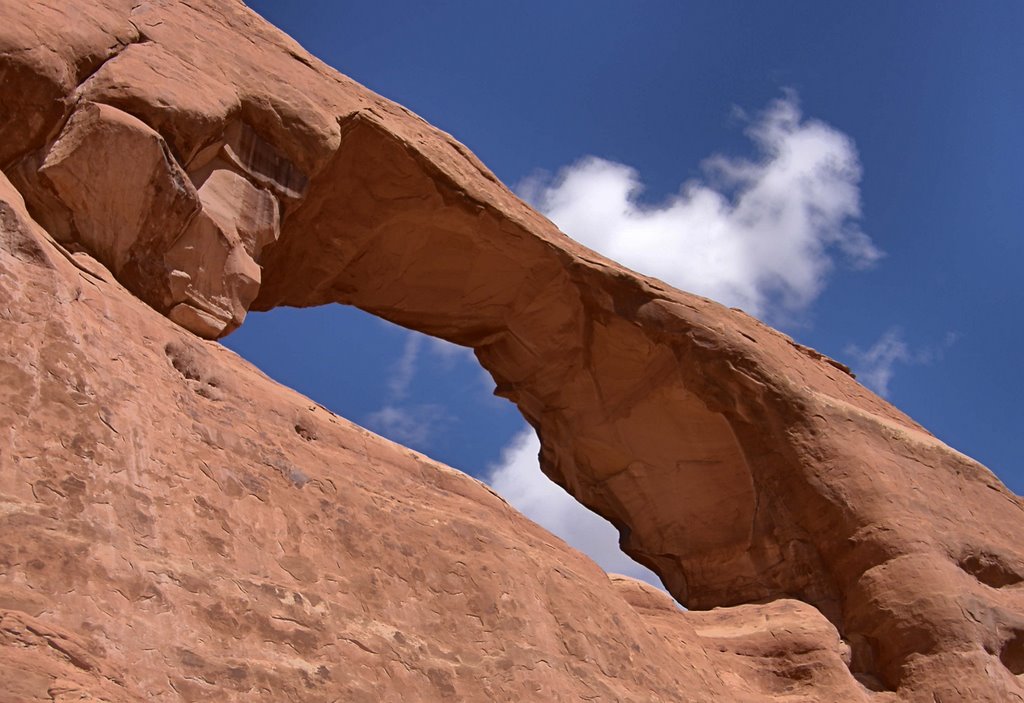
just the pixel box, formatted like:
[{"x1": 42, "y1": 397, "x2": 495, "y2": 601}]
[
  {"x1": 222, "y1": 303, "x2": 669, "y2": 590},
  {"x1": 244, "y1": 114, "x2": 772, "y2": 611}
]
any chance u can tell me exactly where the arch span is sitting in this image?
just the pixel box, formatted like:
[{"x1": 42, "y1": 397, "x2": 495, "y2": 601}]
[
  {"x1": 5, "y1": 0, "x2": 1023, "y2": 695},
  {"x1": 253, "y1": 114, "x2": 781, "y2": 609}
]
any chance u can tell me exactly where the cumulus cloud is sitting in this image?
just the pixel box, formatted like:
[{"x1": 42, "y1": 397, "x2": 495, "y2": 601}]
[
  {"x1": 519, "y1": 90, "x2": 881, "y2": 320},
  {"x1": 487, "y1": 428, "x2": 664, "y2": 588},
  {"x1": 846, "y1": 328, "x2": 957, "y2": 397}
]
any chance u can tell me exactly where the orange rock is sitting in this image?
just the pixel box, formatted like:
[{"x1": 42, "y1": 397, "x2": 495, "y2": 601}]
[{"x1": 1, "y1": 1, "x2": 1022, "y2": 701}]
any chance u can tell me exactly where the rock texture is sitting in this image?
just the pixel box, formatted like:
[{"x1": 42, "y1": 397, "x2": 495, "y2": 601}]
[
  {"x1": 1, "y1": 1, "x2": 1022, "y2": 701},
  {"x1": 1, "y1": 170, "x2": 872, "y2": 703}
]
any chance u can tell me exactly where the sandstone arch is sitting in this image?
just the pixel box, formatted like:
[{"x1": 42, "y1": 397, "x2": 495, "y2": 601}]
[{"x1": 2, "y1": 1, "x2": 1023, "y2": 699}]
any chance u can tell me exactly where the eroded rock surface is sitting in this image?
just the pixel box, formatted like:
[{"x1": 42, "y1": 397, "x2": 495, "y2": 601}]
[
  {"x1": 2, "y1": 1, "x2": 1023, "y2": 701},
  {"x1": 1, "y1": 170, "x2": 874, "y2": 702}
]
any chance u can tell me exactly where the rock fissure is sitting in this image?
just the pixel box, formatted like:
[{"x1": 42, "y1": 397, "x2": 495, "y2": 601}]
[{"x1": 72, "y1": 32, "x2": 149, "y2": 97}]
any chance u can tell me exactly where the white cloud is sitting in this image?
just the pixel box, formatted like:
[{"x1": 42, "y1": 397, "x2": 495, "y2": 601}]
[
  {"x1": 845, "y1": 328, "x2": 957, "y2": 397},
  {"x1": 519, "y1": 90, "x2": 881, "y2": 320},
  {"x1": 368, "y1": 332, "x2": 451, "y2": 447},
  {"x1": 387, "y1": 333, "x2": 423, "y2": 400},
  {"x1": 366, "y1": 403, "x2": 447, "y2": 447},
  {"x1": 845, "y1": 328, "x2": 910, "y2": 397},
  {"x1": 487, "y1": 427, "x2": 665, "y2": 589},
  {"x1": 425, "y1": 335, "x2": 478, "y2": 370}
]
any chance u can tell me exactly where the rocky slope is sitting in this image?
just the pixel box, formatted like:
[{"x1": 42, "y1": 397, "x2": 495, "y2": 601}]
[{"x1": 1, "y1": 1, "x2": 1022, "y2": 700}]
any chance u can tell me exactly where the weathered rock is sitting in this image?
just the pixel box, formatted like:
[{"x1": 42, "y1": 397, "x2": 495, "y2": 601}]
[
  {"x1": 1, "y1": 1, "x2": 1022, "y2": 701},
  {"x1": 28, "y1": 100, "x2": 279, "y2": 338},
  {"x1": 0, "y1": 0, "x2": 139, "y2": 168},
  {"x1": 38, "y1": 102, "x2": 201, "y2": 286},
  {"x1": 165, "y1": 166, "x2": 280, "y2": 337},
  {"x1": 1, "y1": 169, "x2": 874, "y2": 702}
]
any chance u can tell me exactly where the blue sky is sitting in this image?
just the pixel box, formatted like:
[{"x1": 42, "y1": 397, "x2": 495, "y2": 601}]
[{"x1": 229, "y1": 2, "x2": 1023, "y2": 582}]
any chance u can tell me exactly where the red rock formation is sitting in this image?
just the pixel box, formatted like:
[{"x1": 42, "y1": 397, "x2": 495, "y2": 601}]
[{"x1": 2, "y1": 1, "x2": 1022, "y2": 701}]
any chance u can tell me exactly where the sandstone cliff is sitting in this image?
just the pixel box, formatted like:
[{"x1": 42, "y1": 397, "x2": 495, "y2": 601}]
[{"x1": 1, "y1": 1, "x2": 1022, "y2": 701}]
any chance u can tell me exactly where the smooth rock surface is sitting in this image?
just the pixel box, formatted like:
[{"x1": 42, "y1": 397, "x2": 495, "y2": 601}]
[{"x1": 2, "y1": 1, "x2": 1023, "y2": 701}]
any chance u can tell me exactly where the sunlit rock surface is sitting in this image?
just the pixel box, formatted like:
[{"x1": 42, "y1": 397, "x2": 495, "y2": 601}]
[{"x1": 2, "y1": 1, "x2": 1022, "y2": 700}]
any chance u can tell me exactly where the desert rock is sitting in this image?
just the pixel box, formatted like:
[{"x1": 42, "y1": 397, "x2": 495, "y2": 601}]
[{"x1": 1, "y1": 1, "x2": 1022, "y2": 701}]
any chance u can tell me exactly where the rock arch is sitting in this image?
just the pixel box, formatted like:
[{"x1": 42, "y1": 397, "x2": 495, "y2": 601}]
[{"x1": 3, "y1": 0, "x2": 1023, "y2": 698}]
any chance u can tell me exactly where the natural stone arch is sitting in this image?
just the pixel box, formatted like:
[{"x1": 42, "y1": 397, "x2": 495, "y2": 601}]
[
  {"x1": 252, "y1": 115, "x2": 782, "y2": 610},
  {"x1": 3, "y1": 0, "x2": 1023, "y2": 696},
  {"x1": 243, "y1": 113, "x2": 1024, "y2": 691}
]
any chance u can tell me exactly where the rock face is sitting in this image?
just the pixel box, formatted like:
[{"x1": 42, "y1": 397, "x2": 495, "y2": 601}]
[{"x1": 1, "y1": 1, "x2": 1022, "y2": 701}]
